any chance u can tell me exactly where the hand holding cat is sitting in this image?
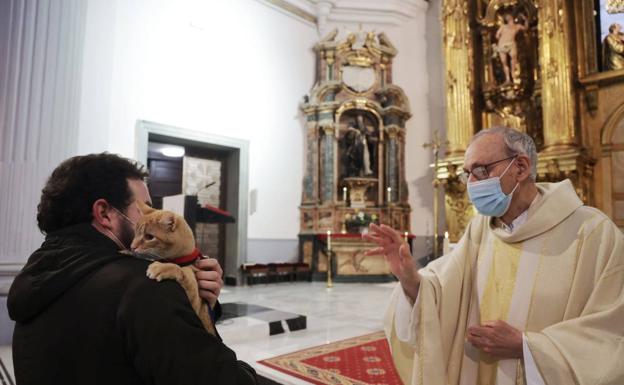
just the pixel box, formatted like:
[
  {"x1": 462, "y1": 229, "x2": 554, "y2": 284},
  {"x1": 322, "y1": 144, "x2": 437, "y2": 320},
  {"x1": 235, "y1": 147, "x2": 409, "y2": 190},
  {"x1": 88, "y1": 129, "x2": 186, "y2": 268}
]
[{"x1": 195, "y1": 258, "x2": 224, "y2": 309}]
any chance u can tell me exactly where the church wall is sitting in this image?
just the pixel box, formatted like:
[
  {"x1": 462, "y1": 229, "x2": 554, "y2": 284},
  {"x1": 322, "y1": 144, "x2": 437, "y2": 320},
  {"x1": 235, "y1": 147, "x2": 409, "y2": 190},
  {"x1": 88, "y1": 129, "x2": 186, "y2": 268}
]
[
  {"x1": 77, "y1": 0, "x2": 318, "y2": 263},
  {"x1": 77, "y1": 0, "x2": 436, "y2": 263},
  {"x1": 0, "y1": 0, "x2": 436, "y2": 274},
  {"x1": 395, "y1": 18, "x2": 436, "y2": 238}
]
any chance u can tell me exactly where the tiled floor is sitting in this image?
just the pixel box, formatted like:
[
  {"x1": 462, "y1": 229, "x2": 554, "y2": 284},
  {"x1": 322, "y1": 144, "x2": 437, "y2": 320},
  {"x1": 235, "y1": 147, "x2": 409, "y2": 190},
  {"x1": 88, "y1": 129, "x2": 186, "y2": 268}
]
[
  {"x1": 218, "y1": 281, "x2": 396, "y2": 384},
  {"x1": 0, "y1": 281, "x2": 397, "y2": 385}
]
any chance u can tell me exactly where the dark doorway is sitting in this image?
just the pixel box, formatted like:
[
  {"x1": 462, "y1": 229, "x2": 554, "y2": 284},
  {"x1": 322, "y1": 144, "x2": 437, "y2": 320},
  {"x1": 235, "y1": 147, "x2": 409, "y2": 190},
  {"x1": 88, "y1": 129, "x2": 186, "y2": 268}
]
[
  {"x1": 146, "y1": 135, "x2": 234, "y2": 271},
  {"x1": 147, "y1": 142, "x2": 183, "y2": 209}
]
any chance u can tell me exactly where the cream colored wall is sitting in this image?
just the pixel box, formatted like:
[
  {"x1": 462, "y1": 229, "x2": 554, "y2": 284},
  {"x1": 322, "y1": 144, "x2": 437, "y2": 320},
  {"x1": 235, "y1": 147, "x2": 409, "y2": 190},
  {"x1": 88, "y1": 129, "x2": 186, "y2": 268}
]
[
  {"x1": 78, "y1": 0, "x2": 436, "y2": 247},
  {"x1": 78, "y1": 0, "x2": 318, "y2": 245}
]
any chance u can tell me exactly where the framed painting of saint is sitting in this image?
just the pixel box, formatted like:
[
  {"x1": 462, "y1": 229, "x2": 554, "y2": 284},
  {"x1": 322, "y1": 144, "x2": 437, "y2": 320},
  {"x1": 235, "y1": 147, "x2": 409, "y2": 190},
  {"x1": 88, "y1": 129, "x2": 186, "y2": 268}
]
[{"x1": 596, "y1": 0, "x2": 624, "y2": 71}]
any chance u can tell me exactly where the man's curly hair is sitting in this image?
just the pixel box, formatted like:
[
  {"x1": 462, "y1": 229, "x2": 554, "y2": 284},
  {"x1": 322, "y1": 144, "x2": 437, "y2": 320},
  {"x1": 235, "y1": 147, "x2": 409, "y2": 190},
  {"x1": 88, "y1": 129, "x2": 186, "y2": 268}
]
[{"x1": 37, "y1": 153, "x2": 149, "y2": 234}]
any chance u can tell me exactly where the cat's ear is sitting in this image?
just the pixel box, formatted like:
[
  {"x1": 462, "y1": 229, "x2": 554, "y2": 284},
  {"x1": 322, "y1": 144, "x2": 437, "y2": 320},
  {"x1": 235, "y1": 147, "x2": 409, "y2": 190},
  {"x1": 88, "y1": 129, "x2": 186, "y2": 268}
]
[
  {"x1": 136, "y1": 199, "x2": 155, "y2": 215},
  {"x1": 159, "y1": 213, "x2": 177, "y2": 232}
]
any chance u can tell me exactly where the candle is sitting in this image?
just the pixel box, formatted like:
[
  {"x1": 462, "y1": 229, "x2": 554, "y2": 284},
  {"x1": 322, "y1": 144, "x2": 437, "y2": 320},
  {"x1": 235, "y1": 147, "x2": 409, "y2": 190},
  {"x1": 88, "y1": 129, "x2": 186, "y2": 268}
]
[
  {"x1": 387, "y1": 187, "x2": 392, "y2": 203},
  {"x1": 326, "y1": 229, "x2": 333, "y2": 288},
  {"x1": 443, "y1": 231, "x2": 450, "y2": 255},
  {"x1": 342, "y1": 187, "x2": 347, "y2": 202}
]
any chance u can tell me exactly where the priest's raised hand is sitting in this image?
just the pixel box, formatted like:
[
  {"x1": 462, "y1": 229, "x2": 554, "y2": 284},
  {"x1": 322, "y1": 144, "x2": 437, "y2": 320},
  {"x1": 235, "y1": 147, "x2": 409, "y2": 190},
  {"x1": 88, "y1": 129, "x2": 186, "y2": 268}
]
[{"x1": 363, "y1": 223, "x2": 420, "y2": 302}]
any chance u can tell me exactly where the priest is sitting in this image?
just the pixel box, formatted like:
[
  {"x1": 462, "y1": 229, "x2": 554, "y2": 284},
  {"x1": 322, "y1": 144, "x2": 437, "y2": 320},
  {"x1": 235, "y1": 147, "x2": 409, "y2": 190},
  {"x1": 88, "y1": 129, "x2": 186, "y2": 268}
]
[{"x1": 365, "y1": 126, "x2": 624, "y2": 385}]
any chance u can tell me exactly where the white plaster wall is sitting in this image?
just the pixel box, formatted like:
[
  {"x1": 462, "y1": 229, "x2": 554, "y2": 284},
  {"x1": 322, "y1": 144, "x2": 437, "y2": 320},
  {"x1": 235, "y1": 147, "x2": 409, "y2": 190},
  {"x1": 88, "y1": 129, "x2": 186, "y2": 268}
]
[
  {"x1": 391, "y1": 17, "x2": 435, "y2": 237},
  {"x1": 77, "y1": 0, "x2": 435, "y2": 252},
  {"x1": 78, "y1": 0, "x2": 318, "y2": 241}
]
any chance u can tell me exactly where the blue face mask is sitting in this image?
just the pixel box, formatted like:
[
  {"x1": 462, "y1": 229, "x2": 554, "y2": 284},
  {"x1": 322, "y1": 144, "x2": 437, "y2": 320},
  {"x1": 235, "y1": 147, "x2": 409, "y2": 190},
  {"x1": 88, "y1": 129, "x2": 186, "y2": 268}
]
[{"x1": 467, "y1": 159, "x2": 519, "y2": 217}]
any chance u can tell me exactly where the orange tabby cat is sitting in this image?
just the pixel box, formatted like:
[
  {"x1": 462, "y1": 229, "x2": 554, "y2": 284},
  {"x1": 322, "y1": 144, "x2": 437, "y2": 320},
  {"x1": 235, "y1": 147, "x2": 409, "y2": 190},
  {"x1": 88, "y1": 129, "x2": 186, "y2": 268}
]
[{"x1": 129, "y1": 200, "x2": 216, "y2": 336}]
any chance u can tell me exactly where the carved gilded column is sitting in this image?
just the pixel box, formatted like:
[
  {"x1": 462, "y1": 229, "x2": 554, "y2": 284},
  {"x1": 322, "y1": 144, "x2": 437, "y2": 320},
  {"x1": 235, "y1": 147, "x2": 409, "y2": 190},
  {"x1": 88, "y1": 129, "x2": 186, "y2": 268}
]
[
  {"x1": 442, "y1": 0, "x2": 476, "y2": 157},
  {"x1": 538, "y1": 0, "x2": 578, "y2": 150}
]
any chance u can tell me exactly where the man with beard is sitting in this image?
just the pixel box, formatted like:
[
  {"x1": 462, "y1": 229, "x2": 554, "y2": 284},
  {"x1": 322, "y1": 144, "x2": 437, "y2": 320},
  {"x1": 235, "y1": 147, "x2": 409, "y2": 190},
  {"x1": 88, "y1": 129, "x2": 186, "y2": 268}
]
[{"x1": 7, "y1": 153, "x2": 256, "y2": 385}]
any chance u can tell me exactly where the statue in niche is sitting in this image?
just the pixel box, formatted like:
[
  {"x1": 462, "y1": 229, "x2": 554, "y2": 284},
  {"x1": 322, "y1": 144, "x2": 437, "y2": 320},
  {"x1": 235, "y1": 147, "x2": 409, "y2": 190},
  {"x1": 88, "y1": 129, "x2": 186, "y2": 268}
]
[
  {"x1": 603, "y1": 23, "x2": 624, "y2": 71},
  {"x1": 341, "y1": 113, "x2": 378, "y2": 178},
  {"x1": 494, "y1": 12, "x2": 529, "y2": 84}
]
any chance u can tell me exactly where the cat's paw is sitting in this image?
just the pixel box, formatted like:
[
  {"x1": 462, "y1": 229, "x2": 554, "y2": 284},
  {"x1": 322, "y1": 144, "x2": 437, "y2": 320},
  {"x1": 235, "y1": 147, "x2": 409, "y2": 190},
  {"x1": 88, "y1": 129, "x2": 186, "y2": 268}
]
[{"x1": 146, "y1": 261, "x2": 179, "y2": 282}]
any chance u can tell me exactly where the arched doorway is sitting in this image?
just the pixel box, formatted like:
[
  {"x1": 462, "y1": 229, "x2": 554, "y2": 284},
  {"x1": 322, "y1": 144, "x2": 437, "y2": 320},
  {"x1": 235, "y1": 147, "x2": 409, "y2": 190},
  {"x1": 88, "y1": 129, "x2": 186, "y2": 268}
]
[{"x1": 601, "y1": 103, "x2": 624, "y2": 231}]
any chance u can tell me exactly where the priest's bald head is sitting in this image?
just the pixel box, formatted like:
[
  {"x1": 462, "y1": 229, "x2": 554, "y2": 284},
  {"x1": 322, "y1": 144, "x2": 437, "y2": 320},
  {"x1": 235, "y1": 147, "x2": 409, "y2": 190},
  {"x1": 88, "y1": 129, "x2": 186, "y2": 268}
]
[{"x1": 462, "y1": 126, "x2": 539, "y2": 225}]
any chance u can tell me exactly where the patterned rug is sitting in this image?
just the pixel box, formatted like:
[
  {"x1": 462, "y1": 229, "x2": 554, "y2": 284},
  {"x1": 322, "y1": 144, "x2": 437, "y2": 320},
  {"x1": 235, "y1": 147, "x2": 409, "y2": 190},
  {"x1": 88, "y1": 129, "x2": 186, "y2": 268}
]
[{"x1": 258, "y1": 331, "x2": 403, "y2": 385}]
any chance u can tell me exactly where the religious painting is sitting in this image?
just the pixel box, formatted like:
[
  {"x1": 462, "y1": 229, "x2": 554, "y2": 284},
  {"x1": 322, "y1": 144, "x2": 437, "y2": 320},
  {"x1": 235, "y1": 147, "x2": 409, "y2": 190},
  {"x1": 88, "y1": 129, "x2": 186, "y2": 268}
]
[
  {"x1": 337, "y1": 109, "x2": 380, "y2": 180},
  {"x1": 182, "y1": 156, "x2": 221, "y2": 206},
  {"x1": 182, "y1": 156, "x2": 222, "y2": 260},
  {"x1": 596, "y1": 0, "x2": 624, "y2": 71}
]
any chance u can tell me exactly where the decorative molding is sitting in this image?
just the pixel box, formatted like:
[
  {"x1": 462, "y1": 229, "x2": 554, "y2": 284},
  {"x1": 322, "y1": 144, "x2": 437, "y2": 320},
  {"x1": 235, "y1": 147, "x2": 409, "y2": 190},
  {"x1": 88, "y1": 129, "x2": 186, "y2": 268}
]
[
  {"x1": 579, "y1": 68, "x2": 624, "y2": 87},
  {"x1": 601, "y1": 101, "x2": 624, "y2": 145},
  {"x1": 0, "y1": 263, "x2": 23, "y2": 277},
  {"x1": 256, "y1": 0, "x2": 428, "y2": 28},
  {"x1": 259, "y1": 0, "x2": 317, "y2": 25},
  {"x1": 0, "y1": 263, "x2": 23, "y2": 295}
]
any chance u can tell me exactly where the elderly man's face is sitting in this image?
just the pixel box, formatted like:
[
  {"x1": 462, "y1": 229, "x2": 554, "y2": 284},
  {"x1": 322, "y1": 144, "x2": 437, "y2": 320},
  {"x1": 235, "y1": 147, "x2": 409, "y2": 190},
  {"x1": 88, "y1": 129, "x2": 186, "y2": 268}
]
[{"x1": 463, "y1": 134, "x2": 518, "y2": 193}]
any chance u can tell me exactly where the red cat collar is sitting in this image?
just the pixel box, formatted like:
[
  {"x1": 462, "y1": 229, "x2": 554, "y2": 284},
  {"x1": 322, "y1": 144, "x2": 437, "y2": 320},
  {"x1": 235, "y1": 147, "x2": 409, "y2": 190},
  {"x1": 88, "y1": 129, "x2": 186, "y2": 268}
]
[{"x1": 171, "y1": 248, "x2": 202, "y2": 265}]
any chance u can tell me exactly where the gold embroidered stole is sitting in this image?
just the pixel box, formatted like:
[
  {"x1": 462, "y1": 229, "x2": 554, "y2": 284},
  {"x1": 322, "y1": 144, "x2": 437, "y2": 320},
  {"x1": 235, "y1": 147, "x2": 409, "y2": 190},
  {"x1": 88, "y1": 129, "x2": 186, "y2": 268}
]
[{"x1": 477, "y1": 238, "x2": 522, "y2": 385}]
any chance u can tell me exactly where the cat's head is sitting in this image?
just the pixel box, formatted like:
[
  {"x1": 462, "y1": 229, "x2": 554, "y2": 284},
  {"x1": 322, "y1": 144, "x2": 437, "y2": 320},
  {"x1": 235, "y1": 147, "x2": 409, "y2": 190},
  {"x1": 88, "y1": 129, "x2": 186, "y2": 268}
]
[{"x1": 130, "y1": 200, "x2": 196, "y2": 260}]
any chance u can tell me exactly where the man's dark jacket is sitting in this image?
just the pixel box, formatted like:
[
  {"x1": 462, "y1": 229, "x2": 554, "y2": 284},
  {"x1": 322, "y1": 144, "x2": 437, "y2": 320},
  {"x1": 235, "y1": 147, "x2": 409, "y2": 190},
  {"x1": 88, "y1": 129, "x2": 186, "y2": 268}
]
[{"x1": 7, "y1": 223, "x2": 256, "y2": 385}]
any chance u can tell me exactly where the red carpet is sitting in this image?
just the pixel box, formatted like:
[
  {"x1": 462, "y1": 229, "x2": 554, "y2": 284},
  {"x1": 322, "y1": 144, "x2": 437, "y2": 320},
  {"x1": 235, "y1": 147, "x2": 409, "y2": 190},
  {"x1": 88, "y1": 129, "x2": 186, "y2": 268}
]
[{"x1": 258, "y1": 331, "x2": 403, "y2": 385}]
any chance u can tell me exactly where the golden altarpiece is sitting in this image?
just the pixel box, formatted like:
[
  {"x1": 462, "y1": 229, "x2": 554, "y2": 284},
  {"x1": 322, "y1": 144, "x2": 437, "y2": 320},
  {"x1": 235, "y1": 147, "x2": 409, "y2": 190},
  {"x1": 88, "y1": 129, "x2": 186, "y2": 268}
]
[
  {"x1": 440, "y1": 0, "x2": 624, "y2": 241},
  {"x1": 298, "y1": 30, "x2": 412, "y2": 282}
]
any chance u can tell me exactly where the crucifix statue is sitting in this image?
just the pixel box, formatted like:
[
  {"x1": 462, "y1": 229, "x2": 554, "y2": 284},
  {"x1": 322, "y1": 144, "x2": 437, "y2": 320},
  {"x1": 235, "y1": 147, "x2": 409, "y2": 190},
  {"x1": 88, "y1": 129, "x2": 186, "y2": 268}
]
[{"x1": 423, "y1": 129, "x2": 449, "y2": 259}]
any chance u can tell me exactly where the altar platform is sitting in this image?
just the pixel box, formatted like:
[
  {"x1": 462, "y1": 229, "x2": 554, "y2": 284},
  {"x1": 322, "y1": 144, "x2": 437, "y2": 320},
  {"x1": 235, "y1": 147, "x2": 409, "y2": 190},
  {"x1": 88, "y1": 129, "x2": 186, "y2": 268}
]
[{"x1": 298, "y1": 233, "x2": 411, "y2": 283}]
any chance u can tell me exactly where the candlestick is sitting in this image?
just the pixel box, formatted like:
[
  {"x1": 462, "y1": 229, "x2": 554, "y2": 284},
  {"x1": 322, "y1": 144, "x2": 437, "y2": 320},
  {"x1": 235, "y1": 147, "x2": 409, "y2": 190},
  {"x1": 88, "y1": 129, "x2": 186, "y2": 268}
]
[
  {"x1": 443, "y1": 231, "x2": 450, "y2": 255},
  {"x1": 342, "y1": 187, "x2": 347, "y2": 203},
  {"x1": 387, "y1": 187, "x2": 392, "y2": 203},
  {"x1": 423, "y1": 129, "x2": 449, "y2": 260},
  {"x1": 326, "y1": 230, "x2": 333, "y2": 288}
]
